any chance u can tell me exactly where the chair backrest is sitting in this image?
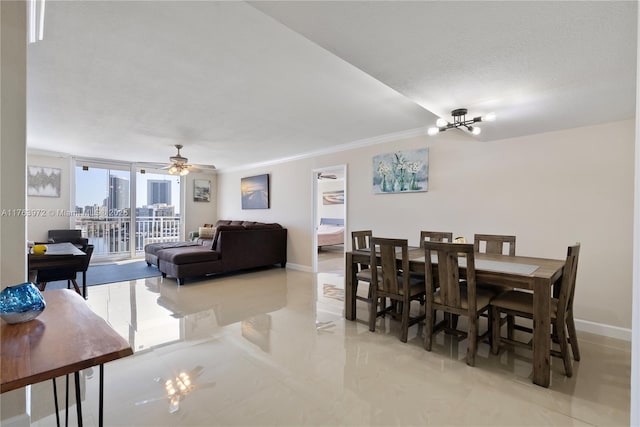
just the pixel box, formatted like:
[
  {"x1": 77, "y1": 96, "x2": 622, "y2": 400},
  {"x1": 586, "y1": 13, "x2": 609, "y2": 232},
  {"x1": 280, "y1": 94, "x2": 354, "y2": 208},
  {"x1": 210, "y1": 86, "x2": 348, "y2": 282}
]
[
  {"x1": 48, "y1": 229, "x2": 88, "y2": 250},
  {"x1": 557, "y1": 244, "x2": 580, "y2": 320},
  {"x1": 351, "y1": 230, "x2": 372, "y2": 251},
  {"x1": 473, "y1": 234, "x2": 516, "y2": 256},
  {"x1": 424, "y1": 242, "x2": 477, "y2": 313},
  {"x1": 370, "y1": 237, "x2": 409, "y2": 296},
  {"x1": 420, "y1": 231, "x2": 453, "y2": 248}
]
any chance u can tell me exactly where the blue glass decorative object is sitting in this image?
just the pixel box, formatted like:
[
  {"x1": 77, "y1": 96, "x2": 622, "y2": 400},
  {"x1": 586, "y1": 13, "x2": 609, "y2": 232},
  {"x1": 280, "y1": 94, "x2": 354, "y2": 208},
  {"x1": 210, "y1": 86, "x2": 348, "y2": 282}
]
[{"x1": 0, "y1": 282, "x2": 46, "y2": 324}]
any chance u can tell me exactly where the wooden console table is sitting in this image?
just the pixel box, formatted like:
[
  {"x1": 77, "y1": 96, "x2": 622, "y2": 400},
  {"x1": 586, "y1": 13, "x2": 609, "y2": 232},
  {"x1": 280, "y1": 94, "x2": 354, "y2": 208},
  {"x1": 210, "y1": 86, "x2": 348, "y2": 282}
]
[{"x1": 1, "y1": 289, "x2": 132, "y2": 426}]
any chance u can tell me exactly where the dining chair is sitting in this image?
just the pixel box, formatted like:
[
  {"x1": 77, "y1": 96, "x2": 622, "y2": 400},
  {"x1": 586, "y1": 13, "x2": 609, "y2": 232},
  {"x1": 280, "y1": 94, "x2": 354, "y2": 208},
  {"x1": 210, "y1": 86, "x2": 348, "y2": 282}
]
[
  {"x1": 473, "y1": 234, "x2": 516, "y2": 256},
  {"x1": 369, "y1": 237, "x2": 426, "y2": 343},
  {"x1": 490, "y1": 244, "x2": 581, "y2": 376},
  {"x1": 423, "y1": 241, "x2": 495, "y2": 366},
  {"x1": 351, "y1": 231, "x2": 376, "y2": 309},
  {"x1": 473, "y1": 234, "x2": 518, "y2": 323},
  {"x1": 419, "y1": 231, "x2": 453, "y2": 247}
]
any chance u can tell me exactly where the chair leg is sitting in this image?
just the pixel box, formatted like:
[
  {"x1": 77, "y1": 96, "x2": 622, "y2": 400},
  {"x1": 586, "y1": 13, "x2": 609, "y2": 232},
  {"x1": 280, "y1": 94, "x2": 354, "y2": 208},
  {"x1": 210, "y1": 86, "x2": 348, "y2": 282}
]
[
  {"x1": 38, "y1": 282, "x2": 47, "y2": 292},
  {"x1": 369, "y1": 291, "x2": 378, "y2": 333},
  {"x1": 491, "y1": 306, "x2": 501, "y2": 355},
  {"x1": 425, "y1": 306, "x2": 434, "y2": 351},
  {"x1": 400, "y1": 298, "x2": 410, "y2": 343},
  {"x1": 556, "y1": 319, "x2": 573, "y2": 377},
  {"x1": 507, "y1": 315, "x2": 514, "y2": 340},
  {"x1": 566, "y1": 311, "x2": 581, "y2": 361},
  {"x1": 467, "y1": 315, "x2": 478, "y2": 367}
]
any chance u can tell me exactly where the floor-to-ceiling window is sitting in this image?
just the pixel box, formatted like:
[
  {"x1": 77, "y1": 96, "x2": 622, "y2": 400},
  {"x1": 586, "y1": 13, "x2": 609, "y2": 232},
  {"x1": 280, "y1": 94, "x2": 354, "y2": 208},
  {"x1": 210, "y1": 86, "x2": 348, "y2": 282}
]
[{"x1": 74, "y1": 160, "x2": 182, "y2": 261}]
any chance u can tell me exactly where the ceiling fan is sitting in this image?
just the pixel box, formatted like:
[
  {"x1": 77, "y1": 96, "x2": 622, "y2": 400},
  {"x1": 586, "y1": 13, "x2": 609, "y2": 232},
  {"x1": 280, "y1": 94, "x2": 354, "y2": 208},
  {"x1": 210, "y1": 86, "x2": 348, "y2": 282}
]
[
  {"x1": 139, "y1": 145, "x2": 216, "y2": 175},
  {"x1": 167, "y1": 144, "x2": 192, "y2": 176},
  {"x1": 317, "y1": 172, "x2": 337, "y2": 180}
]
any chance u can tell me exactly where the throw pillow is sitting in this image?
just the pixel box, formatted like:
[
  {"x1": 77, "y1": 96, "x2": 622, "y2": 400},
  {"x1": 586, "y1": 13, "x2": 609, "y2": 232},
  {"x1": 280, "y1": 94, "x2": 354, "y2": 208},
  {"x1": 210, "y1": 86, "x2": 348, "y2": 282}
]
[{"x1": 198, "y1": 226, "x2": 215, "y2": 239}]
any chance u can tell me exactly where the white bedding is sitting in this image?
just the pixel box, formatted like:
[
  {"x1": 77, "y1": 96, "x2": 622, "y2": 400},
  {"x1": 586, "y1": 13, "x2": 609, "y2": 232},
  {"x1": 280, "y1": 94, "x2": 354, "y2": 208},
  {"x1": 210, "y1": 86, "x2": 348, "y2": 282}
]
[{"x1": 318, "y1": 224, "x2": 344, "y2": 246}]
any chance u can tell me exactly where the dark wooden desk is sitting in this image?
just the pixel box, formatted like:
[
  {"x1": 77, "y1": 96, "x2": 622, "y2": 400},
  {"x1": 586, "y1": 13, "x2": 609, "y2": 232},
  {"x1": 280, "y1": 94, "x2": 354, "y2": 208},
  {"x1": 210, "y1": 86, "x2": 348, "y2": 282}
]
[
  {"x1": 28, "y1": 243, "x2": 88, "y2": 298},
  {"x1": 1, "y1": 289, "x2": 132, "y2": 426},
  {"x1": 345, "y1": 248, "x2": 565, "y2": 388}
]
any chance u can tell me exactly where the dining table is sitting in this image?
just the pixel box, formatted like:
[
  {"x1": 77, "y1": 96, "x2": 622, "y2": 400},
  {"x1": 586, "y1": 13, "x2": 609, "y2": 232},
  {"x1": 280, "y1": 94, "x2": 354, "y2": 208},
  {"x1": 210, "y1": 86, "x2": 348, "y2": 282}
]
[
  {"x1": 345, "y1": 246, "x2": 566, "y2": 388},
  {"x1": 28, "y1": 242, "x2": 88, "y2": 298}
]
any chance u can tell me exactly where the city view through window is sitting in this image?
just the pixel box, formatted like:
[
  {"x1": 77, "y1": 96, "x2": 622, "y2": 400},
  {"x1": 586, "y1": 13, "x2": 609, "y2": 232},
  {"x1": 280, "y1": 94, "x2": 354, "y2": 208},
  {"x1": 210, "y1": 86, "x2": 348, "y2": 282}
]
[{"x1": 74, "y1": 165, "x2": 182, "y2": 258}]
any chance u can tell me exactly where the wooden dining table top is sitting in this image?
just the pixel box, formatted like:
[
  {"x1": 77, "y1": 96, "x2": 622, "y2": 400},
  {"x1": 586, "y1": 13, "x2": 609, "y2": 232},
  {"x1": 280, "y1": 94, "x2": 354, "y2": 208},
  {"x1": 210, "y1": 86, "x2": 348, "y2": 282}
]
[
  {"x1": 1, "y1": 289, "x2": 132, "y2": 393},
  {"x1": 350, "y1": 247, "x2": 565, "y2": 287}
]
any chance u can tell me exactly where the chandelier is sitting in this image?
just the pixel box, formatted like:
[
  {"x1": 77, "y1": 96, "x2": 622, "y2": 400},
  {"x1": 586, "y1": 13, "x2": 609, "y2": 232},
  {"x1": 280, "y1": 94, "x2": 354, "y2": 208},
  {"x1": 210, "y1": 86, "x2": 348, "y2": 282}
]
[{"x1": 427, "y1": 108, "x2": 496, "y2": 136}]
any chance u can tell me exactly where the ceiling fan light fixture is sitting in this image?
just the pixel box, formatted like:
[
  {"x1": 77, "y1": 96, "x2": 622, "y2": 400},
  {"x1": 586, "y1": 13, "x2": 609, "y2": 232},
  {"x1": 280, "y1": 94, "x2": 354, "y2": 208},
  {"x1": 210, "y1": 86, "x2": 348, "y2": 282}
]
[{"x1": 428, "y1": 108, "x2": 495, "y2": 136}]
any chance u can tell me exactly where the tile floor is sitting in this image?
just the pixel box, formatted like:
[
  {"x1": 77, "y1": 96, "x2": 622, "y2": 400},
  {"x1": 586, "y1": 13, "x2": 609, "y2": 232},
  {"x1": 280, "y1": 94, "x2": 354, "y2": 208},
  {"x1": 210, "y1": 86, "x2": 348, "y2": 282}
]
[{"x1": 24, "y1": 265, "x2": 630, "y2": 426}]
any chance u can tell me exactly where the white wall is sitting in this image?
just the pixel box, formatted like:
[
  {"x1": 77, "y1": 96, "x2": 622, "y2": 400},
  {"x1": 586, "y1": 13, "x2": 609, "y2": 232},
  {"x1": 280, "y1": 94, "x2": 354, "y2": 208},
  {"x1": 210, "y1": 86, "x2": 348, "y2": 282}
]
[
  {"x1": 0, "y1": 1, "x2": 29, "y2": 424},
  {"x1": 217, "y1": 119, "x2": 635, "y2": 332},
  {"x1": 629, "y1": 6, "x2": 639, "y2": 423}
]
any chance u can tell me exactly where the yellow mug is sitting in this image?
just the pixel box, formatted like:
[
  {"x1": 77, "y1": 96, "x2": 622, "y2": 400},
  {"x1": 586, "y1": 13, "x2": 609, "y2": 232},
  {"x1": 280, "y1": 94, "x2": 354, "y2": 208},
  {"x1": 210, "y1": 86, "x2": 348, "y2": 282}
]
[{"x1": 32, "y1": 244, "x2": 47, "y2": 255}]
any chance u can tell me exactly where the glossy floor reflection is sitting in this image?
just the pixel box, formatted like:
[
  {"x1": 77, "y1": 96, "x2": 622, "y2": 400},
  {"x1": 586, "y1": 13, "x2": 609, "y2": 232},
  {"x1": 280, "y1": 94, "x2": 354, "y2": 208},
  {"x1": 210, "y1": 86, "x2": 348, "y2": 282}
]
[{"x1": 28, "y1": 268, "x2": 630, "y2": 426}]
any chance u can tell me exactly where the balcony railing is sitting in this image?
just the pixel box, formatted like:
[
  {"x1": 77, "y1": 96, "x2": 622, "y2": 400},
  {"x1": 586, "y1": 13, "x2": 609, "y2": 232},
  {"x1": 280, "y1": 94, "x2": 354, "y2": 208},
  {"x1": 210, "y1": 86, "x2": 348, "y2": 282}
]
[{"x1": 74, "y1": 216, "x2": 182, "y2": 258}]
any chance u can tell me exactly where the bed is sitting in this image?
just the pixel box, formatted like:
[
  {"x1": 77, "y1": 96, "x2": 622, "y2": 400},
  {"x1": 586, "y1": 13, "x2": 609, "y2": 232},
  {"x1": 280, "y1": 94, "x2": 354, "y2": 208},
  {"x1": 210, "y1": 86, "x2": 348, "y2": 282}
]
[{"x1": 317, "y1": 218, "x2": 345, "y2": 247}]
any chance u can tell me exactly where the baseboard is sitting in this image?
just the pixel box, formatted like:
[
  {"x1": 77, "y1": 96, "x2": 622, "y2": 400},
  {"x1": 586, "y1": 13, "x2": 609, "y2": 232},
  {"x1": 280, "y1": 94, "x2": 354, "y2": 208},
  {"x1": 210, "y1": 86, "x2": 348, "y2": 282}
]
[
  {"x1": 575, "y1": 318, "x2": 631, "y2": 341},
  {"x1": 285, "y1": 263, "x2": 313, "y2": 273},
  {"x1": 0, "y1": 413, "x2": 30, "y2": 427}
]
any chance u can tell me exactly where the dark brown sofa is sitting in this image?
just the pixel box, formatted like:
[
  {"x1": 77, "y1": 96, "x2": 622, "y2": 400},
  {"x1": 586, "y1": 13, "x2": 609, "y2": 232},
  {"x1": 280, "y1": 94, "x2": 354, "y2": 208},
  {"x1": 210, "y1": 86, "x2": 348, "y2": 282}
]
[{"x1": 146, "y1": 220, "x2": 287, "y2": 286}]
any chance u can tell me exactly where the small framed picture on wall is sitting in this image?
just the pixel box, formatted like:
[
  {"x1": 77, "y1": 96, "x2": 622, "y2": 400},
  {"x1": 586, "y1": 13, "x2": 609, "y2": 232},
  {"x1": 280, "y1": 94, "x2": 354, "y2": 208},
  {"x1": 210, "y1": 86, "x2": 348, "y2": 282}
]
[{"x1": 194, "y1": 179, "x2": 211, "y2": 202}]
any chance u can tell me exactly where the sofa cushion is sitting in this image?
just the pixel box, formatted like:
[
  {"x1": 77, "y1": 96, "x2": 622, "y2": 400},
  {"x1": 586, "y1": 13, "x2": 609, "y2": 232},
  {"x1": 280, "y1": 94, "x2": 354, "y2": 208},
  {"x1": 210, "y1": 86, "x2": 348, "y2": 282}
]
[
  {"x1": 145, "y1": 241, "x2": 200, "y2": 255},
  {"x1": 157, "y1": 246, "x2": 221, "y2": 264},
  {"x1": 212, "y1": 224, "x2": 245, "y2": 249},
  {"x1": 198, "y1": 226, "x2": 216, "y2": 239}
]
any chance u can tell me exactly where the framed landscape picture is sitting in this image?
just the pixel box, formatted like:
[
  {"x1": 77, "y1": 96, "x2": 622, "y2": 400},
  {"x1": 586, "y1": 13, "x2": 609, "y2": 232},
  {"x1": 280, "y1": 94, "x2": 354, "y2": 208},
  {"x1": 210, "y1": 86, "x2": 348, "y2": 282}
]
[
  {"x1": 372, "y1": 148, "x2": 428, "y2": 194},
  {"x1": 241, "y1": 174, "x2": 270, "y2": 209},
  {"x1": 27, "y1": 166, "x2": 61, "y2": 197},
  {"x1": 193, "y1": 179, "x2": 211, "y2": 202},
  {"x1": 322, "y1": 190, "x2": 344, "y2": 205}
]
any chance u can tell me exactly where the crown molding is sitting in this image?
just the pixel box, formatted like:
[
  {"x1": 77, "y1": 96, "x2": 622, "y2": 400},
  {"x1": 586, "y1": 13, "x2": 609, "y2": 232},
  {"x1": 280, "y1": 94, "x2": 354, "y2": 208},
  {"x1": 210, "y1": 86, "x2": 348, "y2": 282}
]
[{"x1": 219, "y1": 126, "x2": 428, "y2": 173}]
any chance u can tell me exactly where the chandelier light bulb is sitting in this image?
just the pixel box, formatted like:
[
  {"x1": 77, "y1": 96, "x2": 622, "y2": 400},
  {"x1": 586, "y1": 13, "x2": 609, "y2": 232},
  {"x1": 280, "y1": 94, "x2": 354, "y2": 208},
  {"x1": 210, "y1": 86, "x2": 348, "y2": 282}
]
[
  {"x1": 471, "y1": 126, "x2": 482, "y2": 135},
  {"x1": 484, "y1": 112, "x2": 496, "y2": 122},
  {"x1": 427, "y1": 127, "x2": 440, "y2": 136},
  {"x1": 435, "y1": 118, "x2": 448, "y2": 127}
]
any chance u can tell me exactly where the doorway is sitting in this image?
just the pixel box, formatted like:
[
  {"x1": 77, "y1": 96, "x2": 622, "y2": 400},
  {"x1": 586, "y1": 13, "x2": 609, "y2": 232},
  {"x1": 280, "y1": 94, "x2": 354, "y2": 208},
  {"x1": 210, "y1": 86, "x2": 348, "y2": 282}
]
[{"x1": 312, "y1": 165, "x2": 347, "y2": 273}]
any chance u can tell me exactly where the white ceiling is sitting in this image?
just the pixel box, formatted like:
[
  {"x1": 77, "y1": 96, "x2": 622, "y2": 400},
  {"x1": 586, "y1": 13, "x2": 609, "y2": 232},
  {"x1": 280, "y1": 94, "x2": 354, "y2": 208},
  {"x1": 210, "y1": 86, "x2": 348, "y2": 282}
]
[{"x1": 27, "y1": 1, "x2": 637, "y2": 170}]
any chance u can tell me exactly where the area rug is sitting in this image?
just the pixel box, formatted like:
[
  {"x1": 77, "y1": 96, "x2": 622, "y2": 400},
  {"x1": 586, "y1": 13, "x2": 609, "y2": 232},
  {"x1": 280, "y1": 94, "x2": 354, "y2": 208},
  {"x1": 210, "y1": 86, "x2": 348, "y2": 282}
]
[{"x1": 39, "y1": 260, "x2": 162, "y2": 290}]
